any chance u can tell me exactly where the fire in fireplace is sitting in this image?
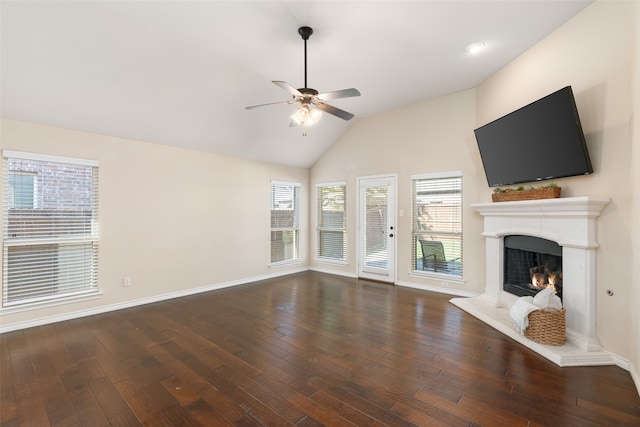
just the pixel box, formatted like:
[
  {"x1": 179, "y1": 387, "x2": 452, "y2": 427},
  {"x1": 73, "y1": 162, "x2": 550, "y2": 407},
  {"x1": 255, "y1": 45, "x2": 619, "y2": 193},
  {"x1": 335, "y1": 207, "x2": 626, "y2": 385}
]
[{"x1": 503, "y1": 235, "x2": 563, "y2": 301}]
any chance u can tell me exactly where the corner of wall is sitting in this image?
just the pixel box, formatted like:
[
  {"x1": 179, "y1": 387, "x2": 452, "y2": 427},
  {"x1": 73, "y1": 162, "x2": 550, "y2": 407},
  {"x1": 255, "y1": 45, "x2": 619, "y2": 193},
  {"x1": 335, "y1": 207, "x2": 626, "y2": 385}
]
[{"x1": 630, "y1": 0, "x2": 640, "y2": 396}]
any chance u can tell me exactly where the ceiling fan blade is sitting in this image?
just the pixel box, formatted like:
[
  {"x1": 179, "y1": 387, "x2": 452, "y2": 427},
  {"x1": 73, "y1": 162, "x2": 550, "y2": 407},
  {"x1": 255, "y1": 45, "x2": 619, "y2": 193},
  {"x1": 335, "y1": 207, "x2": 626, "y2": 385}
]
[
  {"x1": 316, "y1": 102, "x2": 355, "y2": 121},
  {"x1": 273, "y1": 81, "x2": 303, "y2": 97},
  {"x1": 317, "y1": 88, "x2": 361, "y2": 100},
  {"x1": 245, "y1": 100, "x2": 294, "y2": 110}
]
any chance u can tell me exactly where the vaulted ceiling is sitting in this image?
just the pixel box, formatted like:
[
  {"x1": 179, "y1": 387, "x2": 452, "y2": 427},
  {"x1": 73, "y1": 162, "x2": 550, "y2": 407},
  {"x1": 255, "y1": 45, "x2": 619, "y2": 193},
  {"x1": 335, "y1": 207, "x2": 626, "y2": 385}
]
[{"x1": 1, "y1": 1, "x2": 592, "y2": 168}]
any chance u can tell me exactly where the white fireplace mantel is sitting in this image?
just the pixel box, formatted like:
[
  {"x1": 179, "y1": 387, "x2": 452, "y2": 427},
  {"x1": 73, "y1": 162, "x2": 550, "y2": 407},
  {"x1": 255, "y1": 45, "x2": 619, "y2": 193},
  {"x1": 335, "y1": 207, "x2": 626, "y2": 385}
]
[{"x1": 451, "y1": 196, "x2": 615, "y2": 366}]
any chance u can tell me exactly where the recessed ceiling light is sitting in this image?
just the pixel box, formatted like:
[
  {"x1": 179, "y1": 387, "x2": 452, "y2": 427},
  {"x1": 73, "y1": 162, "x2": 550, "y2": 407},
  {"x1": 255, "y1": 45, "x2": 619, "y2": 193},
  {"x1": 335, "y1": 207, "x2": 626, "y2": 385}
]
[{"x1": 465, "y1": 42, "x2": 486, "y2": 54}]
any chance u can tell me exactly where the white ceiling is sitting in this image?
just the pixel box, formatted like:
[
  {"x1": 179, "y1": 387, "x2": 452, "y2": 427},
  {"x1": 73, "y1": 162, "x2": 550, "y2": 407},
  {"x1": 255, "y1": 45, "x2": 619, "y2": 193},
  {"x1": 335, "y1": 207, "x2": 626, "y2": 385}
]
[{"x1": 1, "y1": 1, "x2": 593, "y2": 168}]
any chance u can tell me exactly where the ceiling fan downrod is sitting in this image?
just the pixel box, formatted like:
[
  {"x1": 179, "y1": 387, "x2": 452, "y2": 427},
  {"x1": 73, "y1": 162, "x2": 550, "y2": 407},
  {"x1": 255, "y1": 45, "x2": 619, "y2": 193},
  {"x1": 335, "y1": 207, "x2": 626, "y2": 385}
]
[{"x1": 298, "y1": 26, "x2": 313, "y2": 89}]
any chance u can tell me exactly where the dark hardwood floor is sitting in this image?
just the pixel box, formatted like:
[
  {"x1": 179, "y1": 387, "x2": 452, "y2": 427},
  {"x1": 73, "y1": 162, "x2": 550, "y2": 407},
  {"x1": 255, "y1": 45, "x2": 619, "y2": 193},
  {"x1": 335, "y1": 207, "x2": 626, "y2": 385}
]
[{"x1": 1, "y1": 271, "x2": 639, "y2": 426}]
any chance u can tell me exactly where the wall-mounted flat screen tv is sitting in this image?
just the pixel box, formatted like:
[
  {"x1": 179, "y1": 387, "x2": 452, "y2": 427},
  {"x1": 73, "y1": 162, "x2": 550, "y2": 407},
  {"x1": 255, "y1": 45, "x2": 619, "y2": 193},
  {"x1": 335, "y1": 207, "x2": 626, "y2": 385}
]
[{"x1": 474, "y1": 86, "x2": 593, "y2": 187}]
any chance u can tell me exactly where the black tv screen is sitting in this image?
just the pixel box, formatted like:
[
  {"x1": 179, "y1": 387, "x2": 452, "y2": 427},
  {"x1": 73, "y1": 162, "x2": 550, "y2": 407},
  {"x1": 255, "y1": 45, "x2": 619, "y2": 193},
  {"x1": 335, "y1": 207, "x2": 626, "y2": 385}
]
[{"x1": 474, "y1": 86, "x2": 593, "y2": 187}]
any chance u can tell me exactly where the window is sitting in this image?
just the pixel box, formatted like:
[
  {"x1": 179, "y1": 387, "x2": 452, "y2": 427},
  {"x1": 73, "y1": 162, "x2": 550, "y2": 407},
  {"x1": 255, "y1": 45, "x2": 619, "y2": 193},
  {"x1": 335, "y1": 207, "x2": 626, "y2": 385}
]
[
  {"x1": 8, "y1": 172, "x2": 36, "y2": 209},
  {"x1": 412, "y1": 172, "x2": 462, "y2": 277},
  {"x1": 316, "y1": 183, "x2": 346, "y2": 262},
  {"x1": 2, "y1": 151, "x2": 99, "y2": 308},
  {"x1": 270, "y1": 181, "x2": 300, "y2": 264}
]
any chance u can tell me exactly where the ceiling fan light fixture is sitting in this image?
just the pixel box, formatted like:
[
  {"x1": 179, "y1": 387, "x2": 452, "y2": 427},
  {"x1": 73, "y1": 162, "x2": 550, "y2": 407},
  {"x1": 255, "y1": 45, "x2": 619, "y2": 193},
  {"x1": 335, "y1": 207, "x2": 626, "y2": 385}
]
[{"x1": 291, "y1": 105, "x2": 322, "y2": 126}]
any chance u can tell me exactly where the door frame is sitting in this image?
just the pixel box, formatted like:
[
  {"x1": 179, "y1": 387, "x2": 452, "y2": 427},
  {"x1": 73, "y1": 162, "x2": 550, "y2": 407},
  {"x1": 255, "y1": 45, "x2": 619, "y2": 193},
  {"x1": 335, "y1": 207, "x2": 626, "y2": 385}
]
[{"x1": 356, "y1": 174, "x2": 397, "y2": 284}]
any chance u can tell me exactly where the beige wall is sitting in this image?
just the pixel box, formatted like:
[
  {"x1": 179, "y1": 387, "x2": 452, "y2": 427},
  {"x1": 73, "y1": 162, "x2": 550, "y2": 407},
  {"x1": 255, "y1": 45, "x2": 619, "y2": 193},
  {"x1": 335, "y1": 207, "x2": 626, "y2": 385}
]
[
  {"x1": 631, "y1": 0, "x2": 640, "y2": 387},
  {"x1": 476, "y1": 0, "x2": 638, "y2": 370},
  {"x1": 311, "y1": 0, "x2": 639, "y2": 379},
  {"x1": 0, "y1": 118, "x2": 309, "y2": 330},
  {"x1": 310, "y1": 88, "x2": 486, "y2": 294}
]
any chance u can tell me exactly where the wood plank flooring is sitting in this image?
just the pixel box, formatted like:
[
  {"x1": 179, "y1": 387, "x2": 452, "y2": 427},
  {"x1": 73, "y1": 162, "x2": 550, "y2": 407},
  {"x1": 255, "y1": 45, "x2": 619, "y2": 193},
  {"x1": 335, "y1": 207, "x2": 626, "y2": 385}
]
[{"x1": 1, "y1": 271, "x2": 639, "y2": 426}]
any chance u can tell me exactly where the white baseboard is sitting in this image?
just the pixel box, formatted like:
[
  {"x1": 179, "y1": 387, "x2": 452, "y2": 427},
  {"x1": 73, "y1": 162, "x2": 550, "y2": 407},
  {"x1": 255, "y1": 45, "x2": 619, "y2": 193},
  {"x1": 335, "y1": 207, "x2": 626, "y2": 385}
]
[
  {"x1": 630, "y1": 360, "x2": 640, "y2": 397},
  {"x1": 610, "y1": 353, "x2": 631, "y2": 371},
  {"x1": 609, "y1": 354, "x2": 639, "y2": 397},
  {"x1": 309, "y1": 266, "x2": 358, "y2": 278},
  {"x1": 0, "y1": 267, "x2": 309, "y2": 333},
  {"x1": 396, "y1": 279, "x2": 479, "y2": 298}
]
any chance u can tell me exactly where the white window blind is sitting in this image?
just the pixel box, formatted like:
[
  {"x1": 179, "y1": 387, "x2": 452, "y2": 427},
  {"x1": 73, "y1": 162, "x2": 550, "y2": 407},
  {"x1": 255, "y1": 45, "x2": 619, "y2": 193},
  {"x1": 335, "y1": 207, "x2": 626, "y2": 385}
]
[
  {"x1": 412, "y1": 172, "x2": 462, "y2": 277},
  {"x1": 2, "y1": 151, "x2": 99, "y2": 307},
  {"x1": 270, "y1": 181, "x2": 300, "y2": 264},
  {"x1": 316, "y1": 183, "x2": 346, "y2": 261}
]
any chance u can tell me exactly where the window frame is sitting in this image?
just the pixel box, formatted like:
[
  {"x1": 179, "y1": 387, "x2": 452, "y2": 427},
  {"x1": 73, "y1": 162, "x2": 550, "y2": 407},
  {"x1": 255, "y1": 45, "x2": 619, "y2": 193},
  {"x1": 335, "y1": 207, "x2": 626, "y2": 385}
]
[
  {"x1": 316, "y1": 181, "x2": 347, "y2": 264},
  {"x1": 2, "y1": 150, "x2": 101, "y2": 311},
  {"x1": 410, "y1": 171, "x2": 464, "y2": 282},
  {"x1": 270, "y1": 180, "x2": 301, "y2": 266}
]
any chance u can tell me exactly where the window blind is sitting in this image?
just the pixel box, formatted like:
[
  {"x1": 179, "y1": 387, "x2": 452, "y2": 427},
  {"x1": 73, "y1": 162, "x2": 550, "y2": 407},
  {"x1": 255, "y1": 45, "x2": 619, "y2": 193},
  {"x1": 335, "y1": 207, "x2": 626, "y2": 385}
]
[
  {"x1": 316, "y1": 183, "x2": 346, "y2": 261},
  {"x1": 270, "y1": 181, "x2": 300, "y2": 264},
  {"x1": 411, "y1": 173, "x2": 462, "y2": 277},
  {"x1": 2, "y1": 151, "x2": 99, "y2": 307}
]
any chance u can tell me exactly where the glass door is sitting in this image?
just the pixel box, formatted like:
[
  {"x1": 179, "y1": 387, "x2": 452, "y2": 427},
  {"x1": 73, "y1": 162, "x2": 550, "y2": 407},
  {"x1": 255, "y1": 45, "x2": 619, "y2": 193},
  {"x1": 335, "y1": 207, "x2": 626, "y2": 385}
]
[{"x1": 358, "y1": 176, "x2": 396, "y2": 283}]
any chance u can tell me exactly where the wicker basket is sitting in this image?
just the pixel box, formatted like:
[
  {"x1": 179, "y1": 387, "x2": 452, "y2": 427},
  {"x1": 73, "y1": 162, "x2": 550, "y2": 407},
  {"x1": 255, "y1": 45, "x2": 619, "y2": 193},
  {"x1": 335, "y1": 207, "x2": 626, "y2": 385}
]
[{"x1": 525, "y1": 308, "x2": 566, "y2": 346}]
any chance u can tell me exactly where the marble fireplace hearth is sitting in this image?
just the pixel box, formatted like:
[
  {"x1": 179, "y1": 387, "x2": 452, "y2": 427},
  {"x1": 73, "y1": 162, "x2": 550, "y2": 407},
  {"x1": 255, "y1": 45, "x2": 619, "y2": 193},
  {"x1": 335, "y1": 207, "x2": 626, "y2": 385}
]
[{"x1": 450, "y1": 196, "x2": 615, "y2": 367}]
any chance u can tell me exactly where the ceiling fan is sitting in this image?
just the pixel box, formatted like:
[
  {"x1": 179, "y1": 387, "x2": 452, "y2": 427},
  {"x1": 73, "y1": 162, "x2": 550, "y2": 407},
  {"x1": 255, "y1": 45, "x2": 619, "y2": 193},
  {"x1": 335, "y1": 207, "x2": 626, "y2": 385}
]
[{"x1": 245, "y1": 26, "x2": 361, "y2": 128}]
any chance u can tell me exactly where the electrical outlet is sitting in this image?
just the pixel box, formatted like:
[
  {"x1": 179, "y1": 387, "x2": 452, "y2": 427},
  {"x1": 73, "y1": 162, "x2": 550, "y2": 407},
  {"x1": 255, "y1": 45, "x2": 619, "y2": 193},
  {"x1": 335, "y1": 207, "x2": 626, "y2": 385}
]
[
  {"x1": 440, "y1": 281, "x2": 449, "y2": 288},
  {"x1": 123, "y1": 276, "x2": 132, "y2": 287}
]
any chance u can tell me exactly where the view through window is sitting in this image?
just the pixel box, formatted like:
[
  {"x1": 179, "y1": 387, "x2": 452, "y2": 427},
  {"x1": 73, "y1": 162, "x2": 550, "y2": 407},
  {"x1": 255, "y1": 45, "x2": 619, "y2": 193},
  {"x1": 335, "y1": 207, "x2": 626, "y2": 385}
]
[
  {"x1": 2, "y1": 151, "x2": 99, "y2": 307},
  {"x1": 270, "y1": 181, "x2": 300, "y2": 264},
  {"x1": 317, "y1": 183, "x2": 346, "y2": 262},
  {"x1": 411, "y1": 172, "x2": 462, "y2": 277}
]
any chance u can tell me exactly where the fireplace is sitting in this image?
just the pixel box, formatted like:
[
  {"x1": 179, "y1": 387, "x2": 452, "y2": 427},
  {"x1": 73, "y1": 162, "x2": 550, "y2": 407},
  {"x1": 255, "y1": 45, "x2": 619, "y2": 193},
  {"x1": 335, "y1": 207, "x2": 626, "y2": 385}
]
[
  {"x1": 451, "y1": 196, "x2": 613, "y2": 367},
  {"x1": 503, "y1": 235, "x2": 563, "y2": 301}
]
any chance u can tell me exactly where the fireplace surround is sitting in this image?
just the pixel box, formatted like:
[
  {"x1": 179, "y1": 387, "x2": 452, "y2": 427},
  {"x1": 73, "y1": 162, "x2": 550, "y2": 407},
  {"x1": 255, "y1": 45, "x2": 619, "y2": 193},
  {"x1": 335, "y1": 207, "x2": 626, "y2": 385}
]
[{"x1": 451, "y1": 196, "x2": 613, "y2": 366}]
